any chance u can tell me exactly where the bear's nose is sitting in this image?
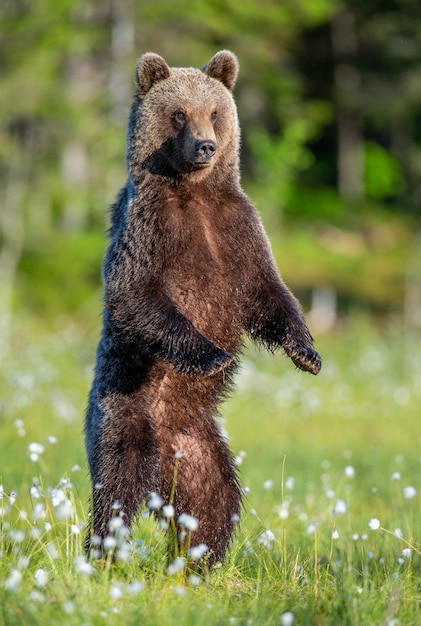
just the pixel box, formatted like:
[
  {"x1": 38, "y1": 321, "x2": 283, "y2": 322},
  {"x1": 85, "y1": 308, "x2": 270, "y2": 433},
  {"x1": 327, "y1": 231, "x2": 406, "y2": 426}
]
[{"x1": 196, "y1": 140, "x2": 216, "y2": 161}]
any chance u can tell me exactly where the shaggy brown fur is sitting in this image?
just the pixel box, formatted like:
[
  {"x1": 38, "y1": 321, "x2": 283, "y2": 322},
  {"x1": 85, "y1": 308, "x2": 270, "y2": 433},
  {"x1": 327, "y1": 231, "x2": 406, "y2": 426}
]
[{"x1": 85, "y1": 50, "x2": 321, "y2": 566}]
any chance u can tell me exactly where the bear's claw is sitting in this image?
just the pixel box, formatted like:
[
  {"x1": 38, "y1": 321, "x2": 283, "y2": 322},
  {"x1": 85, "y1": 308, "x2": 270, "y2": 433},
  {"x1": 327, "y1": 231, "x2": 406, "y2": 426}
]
[
  {"x1": 286, "y1": 345, "x2": 321, "y2": 375},
  {"x1": 200, "y1": 347, "x2": 235, "y2": 376}
]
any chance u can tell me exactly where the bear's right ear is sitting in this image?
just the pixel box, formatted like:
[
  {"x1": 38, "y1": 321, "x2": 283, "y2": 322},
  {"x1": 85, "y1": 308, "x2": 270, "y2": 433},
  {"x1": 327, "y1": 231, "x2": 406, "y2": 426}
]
[{"x1": 136, "y1": 53, "x2": 171, "y2": 98}]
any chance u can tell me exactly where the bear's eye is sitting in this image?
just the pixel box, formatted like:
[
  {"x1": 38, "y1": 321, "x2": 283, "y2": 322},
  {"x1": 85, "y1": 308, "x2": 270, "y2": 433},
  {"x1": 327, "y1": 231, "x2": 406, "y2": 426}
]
[
  {"x1": 173, "y1": 110, "x2": 187, "y2": 125},
  {"x1": 211, "y1": 110, "x2": 218, "y2": 123}
]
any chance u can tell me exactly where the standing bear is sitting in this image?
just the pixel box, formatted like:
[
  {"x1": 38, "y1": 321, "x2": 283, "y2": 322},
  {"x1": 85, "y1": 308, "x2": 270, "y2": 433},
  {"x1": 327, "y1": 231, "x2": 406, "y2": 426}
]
[{"x1": 85, "y1": 50, "x2": 321, "y2": 565}]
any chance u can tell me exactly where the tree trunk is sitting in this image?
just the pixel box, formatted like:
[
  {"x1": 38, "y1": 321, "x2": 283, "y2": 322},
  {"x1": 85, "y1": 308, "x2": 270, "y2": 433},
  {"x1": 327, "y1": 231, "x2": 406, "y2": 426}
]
[{"x1": 331, "y1": 8, "x2": 364, "y2": 203}]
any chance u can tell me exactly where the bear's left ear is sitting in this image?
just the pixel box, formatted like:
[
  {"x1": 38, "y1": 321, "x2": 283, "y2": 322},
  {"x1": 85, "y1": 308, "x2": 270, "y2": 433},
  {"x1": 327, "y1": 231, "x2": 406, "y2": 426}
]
[
  {"x1": 136, "y1": 53, "x2": 171, "y2": 98},
  {"x1": 202, "y1": 50, "x2": 239, "y2": 92}
]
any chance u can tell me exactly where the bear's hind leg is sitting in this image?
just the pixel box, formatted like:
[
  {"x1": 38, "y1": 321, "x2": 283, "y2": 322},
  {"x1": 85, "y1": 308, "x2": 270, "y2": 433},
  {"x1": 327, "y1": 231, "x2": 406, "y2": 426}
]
[
  {"x1": 86, "y1": 394, "x2": 159, "y2": 549},
  {"x1": 160, "y1": 419, "x2": 242, "y2": 566}
]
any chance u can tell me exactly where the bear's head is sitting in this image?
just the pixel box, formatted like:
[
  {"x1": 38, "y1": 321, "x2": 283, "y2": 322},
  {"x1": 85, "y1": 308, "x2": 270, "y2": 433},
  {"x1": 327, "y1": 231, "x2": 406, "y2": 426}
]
[{"x1": 127, "y1": 51, "x2": 240, "y2": 185}]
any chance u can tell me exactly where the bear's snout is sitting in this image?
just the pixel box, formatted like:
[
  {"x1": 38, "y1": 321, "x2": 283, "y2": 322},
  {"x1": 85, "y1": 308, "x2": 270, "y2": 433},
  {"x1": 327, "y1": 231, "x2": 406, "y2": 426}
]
[{"x1": 195, "y1": 139, "x2": 216, "y2": 162}]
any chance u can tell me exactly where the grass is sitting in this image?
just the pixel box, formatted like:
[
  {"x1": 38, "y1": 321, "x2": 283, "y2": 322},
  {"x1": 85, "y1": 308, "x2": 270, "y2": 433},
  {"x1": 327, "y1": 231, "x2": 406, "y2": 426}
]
[{"x1": 1, "y1": 312, "x2": 420, "y2": 625}]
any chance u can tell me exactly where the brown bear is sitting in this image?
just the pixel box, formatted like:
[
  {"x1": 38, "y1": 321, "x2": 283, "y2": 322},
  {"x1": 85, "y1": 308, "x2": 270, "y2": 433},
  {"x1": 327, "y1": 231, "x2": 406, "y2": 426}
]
[{"x1": 85, "y1": 50, "x2": 321, "y2": 566}]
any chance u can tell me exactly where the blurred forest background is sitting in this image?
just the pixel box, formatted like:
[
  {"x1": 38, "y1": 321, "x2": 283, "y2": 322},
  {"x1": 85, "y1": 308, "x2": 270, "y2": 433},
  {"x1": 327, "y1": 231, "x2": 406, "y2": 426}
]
[{"x1": 1, "y1": 0, "x2": 421, "y2": 337}]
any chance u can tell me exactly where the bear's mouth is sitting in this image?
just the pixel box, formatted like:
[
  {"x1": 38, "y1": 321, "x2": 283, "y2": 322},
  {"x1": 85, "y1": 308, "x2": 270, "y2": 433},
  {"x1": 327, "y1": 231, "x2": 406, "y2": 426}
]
[{"x1": 191, "y1": 161, "x2": 211, "y2": 170}]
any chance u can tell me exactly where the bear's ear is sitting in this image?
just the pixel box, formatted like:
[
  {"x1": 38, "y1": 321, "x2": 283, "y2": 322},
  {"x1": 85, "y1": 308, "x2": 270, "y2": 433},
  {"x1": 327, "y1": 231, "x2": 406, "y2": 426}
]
[
  {"x1": 202, "y1": 50, "x2": 239, "y2": 92},
  {"x1": 136, "y1": 53, "x2": 171, "y2": 98}
]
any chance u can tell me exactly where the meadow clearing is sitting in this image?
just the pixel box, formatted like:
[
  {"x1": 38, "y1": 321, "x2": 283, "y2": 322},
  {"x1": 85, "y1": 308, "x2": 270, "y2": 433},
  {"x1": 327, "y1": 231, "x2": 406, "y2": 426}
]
[{"x1": 0, "y1": 313, "x2": 420, "y2": 625}]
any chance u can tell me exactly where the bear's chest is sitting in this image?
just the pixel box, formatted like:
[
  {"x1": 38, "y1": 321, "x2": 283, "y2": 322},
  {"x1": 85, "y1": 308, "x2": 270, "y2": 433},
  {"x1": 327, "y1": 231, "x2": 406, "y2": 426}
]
[{"x1": 161, "y1": 207, "x2": 244, "y2": 347}]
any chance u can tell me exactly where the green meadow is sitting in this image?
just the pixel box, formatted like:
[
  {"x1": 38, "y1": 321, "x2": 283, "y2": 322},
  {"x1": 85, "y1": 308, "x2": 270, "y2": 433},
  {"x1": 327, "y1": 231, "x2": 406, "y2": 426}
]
[
  {"x1": 2, "y1": 2, "x2": 421, "y2": 624},
  {"x1": 1, "y1": 314, "x2": 420, "y2": 625}
]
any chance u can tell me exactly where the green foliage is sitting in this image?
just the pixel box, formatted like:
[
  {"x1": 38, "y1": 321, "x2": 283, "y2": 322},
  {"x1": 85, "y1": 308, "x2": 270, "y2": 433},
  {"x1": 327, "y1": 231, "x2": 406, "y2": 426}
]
[
  {"x1": 1, "y1": 0, "x2": 420, "y2": 318},
  {"x1": 16, "y1": 231, "x2": 104, "y2": 316},
  {"x1": 0, "y1": 316, "x2": 420, "y2": 624},
  {"x1": 364, "y1": 141, "x2": 406, "y2": 200},
  {"x1": 248, "y1": 119, "x2": 317, "y2": 214},
  {"x1": 271, "y1": 213, "x2": 412, "y2": 312}
]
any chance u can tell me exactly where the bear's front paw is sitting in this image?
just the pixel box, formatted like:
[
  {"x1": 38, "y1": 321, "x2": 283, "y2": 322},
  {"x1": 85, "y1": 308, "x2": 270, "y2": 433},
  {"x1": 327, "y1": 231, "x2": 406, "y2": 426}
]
[
  {"x1": 285, "y1": 345, "x2": 321, "y2": 375},
  {"x1": 173, "y1": 344, "x2": 234, "y2": 377},
  {"x1": 198, "y1": 346, "x2": 235, "y2": 377}
]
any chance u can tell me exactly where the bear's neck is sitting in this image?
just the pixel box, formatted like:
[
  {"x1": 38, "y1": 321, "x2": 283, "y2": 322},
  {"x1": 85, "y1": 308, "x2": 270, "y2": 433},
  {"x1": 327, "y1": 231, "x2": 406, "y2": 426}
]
[{"x1": 130, "y1": 156, "x2": 240, "y2": 193}]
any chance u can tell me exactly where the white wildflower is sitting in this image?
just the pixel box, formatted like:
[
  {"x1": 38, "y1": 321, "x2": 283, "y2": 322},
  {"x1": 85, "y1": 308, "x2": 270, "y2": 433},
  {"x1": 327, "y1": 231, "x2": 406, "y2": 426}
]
[
  {"x1": 108, "y1": 516, "x2": 124, "y2": 532},
  {"x1": 14, "y1": 419, "x2": 24, "y2": 431},
  {"x1": 167, "y1": 557, "x2": 186, "y2": 575},
  {"x1": 59, "y1": 478, "x2": 73, "y2": 490},
  {"x1": 391, "y1": 472, "x2": 401, "y2": 481},
  {"x1": 5, "y1": 569, "x2": 22, "y2": 591},
  {"x1": 280, "y1": 611, "x2": 295, "y2": 626},
  {"x1": 277, "y1": 503, "x2": 289, "y2": 520},
  {"x1": 9, "y1": 529, "x2": 25, "y2": 543},
  {"x1": 258, "y1": 529, "x2": 275, "y2": 549},
  {"x1": 147, "y1": 493, "x2": 163, "y2": 510},
  {"x1": 90, "y1": 534, "x2": 102, "y2": 547},
  {"x1": 109, "y1": 582, "x2": 124, "y2": 600},
  {"x1": 333, "y1": 499, "x2": 347, "y2": 516},
  {"x1": 285, "y1": 476, "x2": 295, "y2": 490},
  {"x1": 46, "y1": 541, "x2": 59, "y2": 559},
  {"x1": 28, "y1": 442, "x2": 45, "y2": 462},
  {"x1": 55, "y1": 500, "x2": 73, "y2": 521},
  {"x1": 62, "y1": 600, "x2": 75, "y2": 614},
  {"x1": 18, "y1": 556, "x2": 29, "y2": 569},
  {"x1": 74, "y1": 555, "x2": 94, "y2": 576},
  {"x1": 50, "y1": 488, "x2": 66, "y2": 507},
  {"x1": 263, "y1": 479, "x2": 273, "y2": 490},
  {"x1": 126, "y1": 580, "x2": 143, "y2": 594},
  {"x1": 188, "y1": 543, "x2": 208, "y2": 560},
  {"x1": 368, "y1": 518, "x2": 381, "y2": 530},
  {"x1": 403, "y1": 486, "x2": 417, "y2": 499},
  {"x1": 116, "y1": 542, "x2": 132, "y2": 563},
  {"x1": 177, "y1": 513, "x2": 199, "y2": 531},
  {"x1": 34, "y1": 568, "x2": 49, "y2": 588},
  {"x1": 30, "y1": 485, "x2": 41, "y2": 499},
  {"x1": 103, "y1": 536, "x2": 117, "y2": 551},
  {"x1": 401, "y1": 548, "x2": 412, "y2": 559},
  {"x1": 162, "y1": 504, "x2": 175, "y2": 519},
  {"x1": 344, "y1": 465, "x2": 355, "y2": 478},
  {"x1": 29, "y1": 590, "x2": 45, "y2": 603},
  {"x1": 332, "y1": 529, "x2": 339, "y2": 540},
  {"x1": 188, "y1": 574, "x2": 202, "y2": 587}
]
